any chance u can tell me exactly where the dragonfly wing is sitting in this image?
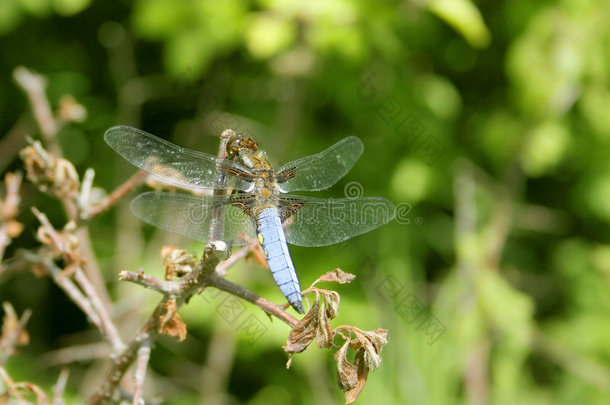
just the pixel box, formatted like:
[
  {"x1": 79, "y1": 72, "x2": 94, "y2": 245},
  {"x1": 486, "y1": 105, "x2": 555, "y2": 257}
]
[
  {"x1": 130, "y1": 192, "x2": 257, "y2": 245},
  {"x1": 280, "y1": 195, "x2": 396, "y2": 247},
  {"x1": 275, "y1": 137, "x2": 363, "y2": 192},
  {"x1": 105, "y1": 126, "x2": 254, "y2": 191}
]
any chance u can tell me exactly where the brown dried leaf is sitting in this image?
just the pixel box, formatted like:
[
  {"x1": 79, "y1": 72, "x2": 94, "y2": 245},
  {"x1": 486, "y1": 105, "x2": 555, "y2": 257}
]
[
  {"x1": 315, "y1": 269, "x2": 356, "y2": 285},
  {"x1": 334, "y1": 339, "x2": 358, "y2": 391},
  {"x1": 315, "y1": 301, "x2": 334, "y2": 349},
  {"x1": 20, "y1": 142, "x2": 79, "y2": 199},
  {"x1": 161, "y1": 246, "x2": 196, "y2": 279},
  {"x1": 159, "y1": 300, "x2": 187, "y2": 341},
  {"x1": 283, "y1": 300, "x2": 319, "y2": 355},
  {"x1": 321, "y1": 290, "x2": 340, "y2": 319},
  {"x1": 351, "y1": 328, "x2": 387, "y2": 371},
  {"x1": 331, "y1": 326, "x2": 388, "y2": 403},
  {"x1": 344, "y1": 349, "x2": 369, "y2": 404}
]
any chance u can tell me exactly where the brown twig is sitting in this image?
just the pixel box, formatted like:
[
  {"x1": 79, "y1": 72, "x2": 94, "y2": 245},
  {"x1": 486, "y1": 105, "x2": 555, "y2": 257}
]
[
  {"x1": 87, "y1": 170, "x2": 148, "y2": 219},
  {"x1": 73, "y1": 267, "x2": 124, "y2": 352},
  {"x1": 119, "y1": 267, "x2": 298, "y2": 328},
  {"x1": 209, "y1": 273, "x2": 298, "y2": 327},
  {"x1": 52, "y1": 369, "x2": 70, "y2": 405},
  {"x1": 132, "y1": 339, "x2": 152, "y2": 405},
  {"x1": 43, "y1": 342, "x2": 109, "y2": 365},
  {"x1": 85, "y1": 243, "x2": 222, "y2": 405},
  {"x1": 214, "y1": 242, "x2": 257, "y2": 276},
  {"x1": 13, "y1": 66, "x2": 61, "y2": 155},
  {"x1": 30, "y1": 208, "x2": 125, "y2": 352},
  {"x1": 119, "y1": 270, "x2": 180, "y2": 295},
  {"x1": 16, "y1": 66, "x2": 112, "y2": 312}
]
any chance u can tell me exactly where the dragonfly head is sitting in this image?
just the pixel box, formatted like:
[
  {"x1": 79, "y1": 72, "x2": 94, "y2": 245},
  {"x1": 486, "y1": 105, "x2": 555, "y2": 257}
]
[{"x1": 226, "y1": 134, "x2": 259, "y2": 159}]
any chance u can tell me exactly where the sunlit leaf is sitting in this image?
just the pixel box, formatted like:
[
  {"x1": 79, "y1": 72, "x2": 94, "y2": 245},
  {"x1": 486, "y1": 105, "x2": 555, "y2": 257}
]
[
  {"x1": 52, "y1": 0, "x2": 90, "y2": 16},
  {"x1": 428, "y1": 0, "x2": 491, "y2": 48}
]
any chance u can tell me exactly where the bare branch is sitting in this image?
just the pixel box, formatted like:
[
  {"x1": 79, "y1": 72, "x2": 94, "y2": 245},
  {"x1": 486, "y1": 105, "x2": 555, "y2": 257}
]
[
  {"x1": 86, "y1": 243, "x2": 223, "y2": 405},
  {"x1": 119, "y1": 270, "x2": 179, "y2": 295},
  {"x1": 209, "y1": 273, "x2": 298, "y2": 327},
  {"x1": 29, "y1": 209, "x2": 124, "y2": 350},
  {"x1": 215, "y1": 242, "x2": 258, "y2": 276},
  {"x1": 73, "y1": 267, "x2": 124, "y2": 352},
  {"x1": 52, "y1": 369, "x2": 70, "y2": 405},
  {"x1": 132, "y1": 339, "x2": 152, "y2": 405},
  {"x1": 87, "y1": 170, "x2": 148, "y2": 219},
  {"x1": 43, "y1": 342, "x2": 109, "y2": 365},
  {"x1": 13, "y1": 66, "x2": 60, "y2": 154}
]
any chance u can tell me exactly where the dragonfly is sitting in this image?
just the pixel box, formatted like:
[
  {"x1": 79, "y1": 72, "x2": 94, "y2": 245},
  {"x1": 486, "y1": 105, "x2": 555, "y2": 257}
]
[{"x1": 105, "y1": 126, "x2": 396, "y2": 313}]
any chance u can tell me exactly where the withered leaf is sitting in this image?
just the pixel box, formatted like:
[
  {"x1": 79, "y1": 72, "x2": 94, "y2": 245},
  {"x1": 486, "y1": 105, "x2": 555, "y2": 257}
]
[
  {"x1": 316, "y1": 269, "x2": 356, "y2": 285},
  {"x1": 322, "y1": 290, "x2": 340, "y2": 320},
  {"x1": 159, "y1": 300, "x2": 187, "y2": 341},
  {"x1": 352, "y1": 328, "x2": 388, "y2": 371},
  {"x1": 283, "y1": 300, "x2": 319, "y2": 355},
  {"x1": 334, "y1": 339, "x2": 358, "y2": 391},
  {"x1": 344, "y1": 349, "x2": 370, "y2": 404},
  {"x1": 161, "y1": 246, "x2": 196, "y2": 280},
  {"x1": 315, "y1": 302, "x2": 334, "y2": 349}
]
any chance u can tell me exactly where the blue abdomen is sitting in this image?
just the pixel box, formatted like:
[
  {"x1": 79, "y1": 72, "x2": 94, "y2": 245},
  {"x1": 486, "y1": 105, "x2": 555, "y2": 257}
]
[{"x1": 256, "y1": 207, "x2": 304, "y2": 313}]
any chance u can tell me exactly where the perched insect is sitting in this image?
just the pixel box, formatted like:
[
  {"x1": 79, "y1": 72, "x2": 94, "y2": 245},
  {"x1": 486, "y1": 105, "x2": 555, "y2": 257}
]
[{"x1": 105, "y1": 126, "x2": 395, "y2": 313}]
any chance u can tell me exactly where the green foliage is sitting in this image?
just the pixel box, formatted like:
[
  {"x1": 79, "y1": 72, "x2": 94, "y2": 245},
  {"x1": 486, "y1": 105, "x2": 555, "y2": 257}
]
[{"x1": 2, "y1": 0, "x2": 610, "y2": 403}]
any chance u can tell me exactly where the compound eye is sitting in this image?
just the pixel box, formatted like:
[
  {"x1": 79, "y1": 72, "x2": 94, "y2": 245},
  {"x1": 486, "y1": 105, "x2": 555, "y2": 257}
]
[{"x1": 226, "y1": 136, "x2": 243, "y2": 157}]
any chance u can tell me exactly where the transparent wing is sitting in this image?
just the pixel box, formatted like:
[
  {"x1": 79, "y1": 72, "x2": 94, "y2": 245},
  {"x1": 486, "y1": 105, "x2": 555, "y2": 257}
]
[
  {"x1": 280, "y1": 195, "x2": 396, "y2": 247},
  {"x1": 130, "y1": 192, "x2": 257, "y2": 245},
  {"x1": 105, "y1": 126, "x2": 254, "y2": 191},
  {"x1": 276, "y1": 137, "x2": 364, "y2": 192}
]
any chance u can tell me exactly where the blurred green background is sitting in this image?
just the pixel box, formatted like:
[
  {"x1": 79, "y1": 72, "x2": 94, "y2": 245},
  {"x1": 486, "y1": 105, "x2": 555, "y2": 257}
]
[{"x1": 2, "y1": 0, "x2": 610, "y2": 403}]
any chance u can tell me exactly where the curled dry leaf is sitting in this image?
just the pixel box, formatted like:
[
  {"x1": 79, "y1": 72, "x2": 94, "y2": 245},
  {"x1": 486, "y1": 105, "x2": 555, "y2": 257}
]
[
  {"x1": 284, "y1": 286, "x2": 343, "y2": 358},
  {"x1": 333, "y1": 326, "x2": 388, "y2": 403},
  {"x1": 159, "y1": 300, "x2": 187, "y2": 341},
  {"x1": 315, "y1": 290, "x2": 341, "y2": 348},
  {"x1": 315, "y1": 304, "x2": 334, "y2": 349},
  {"x1": 322, "y1": 290, "x2": 340, "y2": 320},
  {"x1": 344, "y1": 349, "x2": 369, "y2": 404},
  {"x1": 20, "y1": 142, "x2": 80, "y2": 199},
  {"x1": 334, "y1": 339, "x2": 358, "y2": 391},
  {"x1": 161, "y1": 246, "x2": 197, "y2": 280},
  {"x1": 284, "y1": 300, "x2": 319, "y2": 356},
  {"x1": 315, "y1": 269, "x2": 356, "y2": 285}
]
